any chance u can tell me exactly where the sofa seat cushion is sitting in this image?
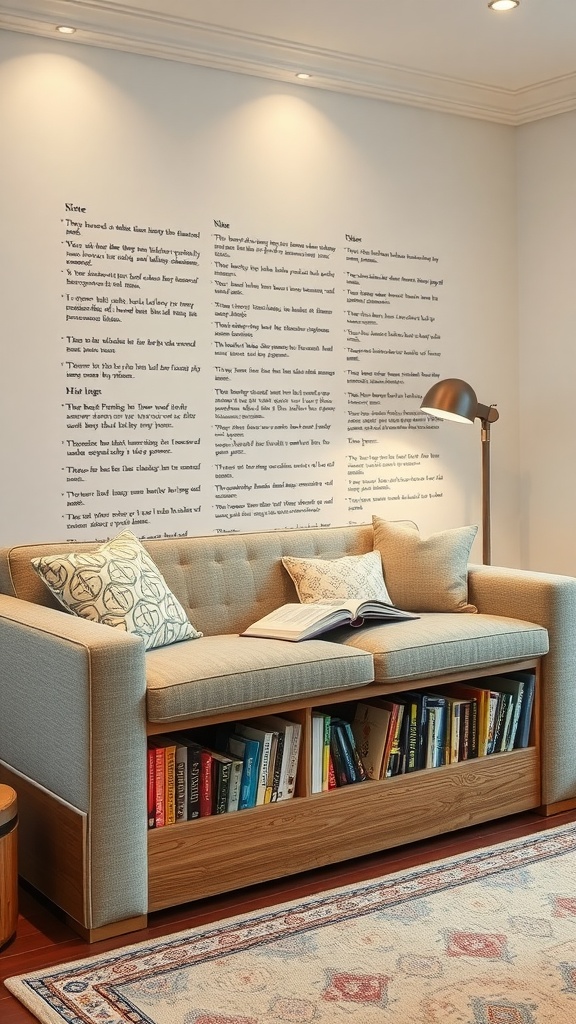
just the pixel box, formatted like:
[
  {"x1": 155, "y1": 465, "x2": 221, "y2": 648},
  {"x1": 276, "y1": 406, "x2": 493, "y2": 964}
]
[
  {"x1": 332, "y1": 612, "x2": 549, "y2": 684},
  {"x1": 145, "y1": 635, "x2": 374, "y2": 723}
]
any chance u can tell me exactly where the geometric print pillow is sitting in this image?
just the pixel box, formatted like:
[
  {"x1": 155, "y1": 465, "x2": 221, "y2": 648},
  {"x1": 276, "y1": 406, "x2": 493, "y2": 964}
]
[
  {"x1": 281, "y1": 550, "x2": 393, "y2": 605},
  {"x1": 31, "y1": 529, "x2": 202, "y2": 650}
]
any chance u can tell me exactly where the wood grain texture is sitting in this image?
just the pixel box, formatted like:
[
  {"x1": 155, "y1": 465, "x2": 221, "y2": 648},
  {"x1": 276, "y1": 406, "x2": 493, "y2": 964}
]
[
  {"x1": 0, "y1": 767, "x2": 87, "y2": 927},
  {"x1": 148, "y1": 747, "x2": 540, "y2": 911},
  {"x1": 0, "y1": 786, "x2": 18, "y2": 950}
]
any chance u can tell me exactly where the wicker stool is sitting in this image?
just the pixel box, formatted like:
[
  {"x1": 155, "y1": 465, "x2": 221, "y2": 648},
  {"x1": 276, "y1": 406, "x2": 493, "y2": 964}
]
[{"x1": 0, "y1": 784, "x2": 18, "y2": 950}]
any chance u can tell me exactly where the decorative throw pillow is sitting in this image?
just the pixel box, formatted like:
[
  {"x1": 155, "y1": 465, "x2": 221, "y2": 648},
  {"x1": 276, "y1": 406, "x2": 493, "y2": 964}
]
[
  {"x1": 31, "y1": 530, "x2": 202, "y2": 650},
  {"x1": 372, "y1": 516, "x2": 478, "y2": 613},
  {"x1": 281, "y1": 550, "x2": 393, "y2": 604}
]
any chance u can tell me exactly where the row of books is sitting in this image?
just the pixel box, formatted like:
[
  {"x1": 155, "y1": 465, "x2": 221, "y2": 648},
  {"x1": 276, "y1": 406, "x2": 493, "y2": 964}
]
[
  {"x1": 311, "y1": 713, "x2": 368, "y2": 791},
  {"x1": 348, "y1": 670, "x2": 535, "y2": 780},
  {"x1": 148, "y1": 715, "x2": 302, "y2": 828}
]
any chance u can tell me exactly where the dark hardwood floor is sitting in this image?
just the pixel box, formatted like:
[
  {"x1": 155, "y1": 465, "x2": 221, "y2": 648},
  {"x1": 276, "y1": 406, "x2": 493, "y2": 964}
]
[{"x1": 2, "y1": 808, "x2": 576, "y2": 1023}]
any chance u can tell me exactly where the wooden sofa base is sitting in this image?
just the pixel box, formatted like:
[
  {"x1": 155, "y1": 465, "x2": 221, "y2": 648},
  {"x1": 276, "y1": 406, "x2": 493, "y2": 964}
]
[
  {"x1": 148, "y1": 746, "x2": 539, "y2": 911},
  {"x1": 2, "y1": 659, "x2": 551, "y2": 942},
  {"x1": 147, "y1": 659, "x2": 543, "y2": 914}
]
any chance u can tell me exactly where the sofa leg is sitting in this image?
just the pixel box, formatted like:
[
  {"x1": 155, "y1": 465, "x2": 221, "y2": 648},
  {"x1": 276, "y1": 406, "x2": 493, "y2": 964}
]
[
  {"x1": 537, "y1": 797, "x2": 576, "y2": 817},
  {"x1": 65, "y1": 913, "x2": 148, "y2": 944}
]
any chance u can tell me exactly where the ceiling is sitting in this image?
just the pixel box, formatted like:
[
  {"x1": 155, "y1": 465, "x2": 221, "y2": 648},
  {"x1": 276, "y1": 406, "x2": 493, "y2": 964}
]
[{"x1": 2, "y1": 0, "x2": 576, "y2": 124}]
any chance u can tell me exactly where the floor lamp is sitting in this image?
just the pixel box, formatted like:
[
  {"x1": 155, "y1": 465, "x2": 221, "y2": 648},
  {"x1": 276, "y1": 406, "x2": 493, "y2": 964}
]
[{"x1": 420, "y1": 378, "x2": 499, "y2": 565}]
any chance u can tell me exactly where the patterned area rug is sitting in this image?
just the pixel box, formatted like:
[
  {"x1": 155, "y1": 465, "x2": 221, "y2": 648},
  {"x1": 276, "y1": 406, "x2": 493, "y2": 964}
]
[{"x1": 6, "y1": 823, "x2": 576, "y2": 1024}]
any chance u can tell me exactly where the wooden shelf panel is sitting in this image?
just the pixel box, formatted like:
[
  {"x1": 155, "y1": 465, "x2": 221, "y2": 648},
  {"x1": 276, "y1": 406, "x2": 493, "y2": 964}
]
[
  {"x1": 0, "y1": 764, "x2": 87, "y2": 925},
  {"x1": 148, "y1": 746, "x2": 539, "y2": 911}
]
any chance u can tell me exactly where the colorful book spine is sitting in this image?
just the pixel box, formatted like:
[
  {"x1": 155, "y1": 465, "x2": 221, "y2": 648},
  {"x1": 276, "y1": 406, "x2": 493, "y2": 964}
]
[
  {"x1": 187, "y1": 742, "x2": 201, "y2": 820},
  {"x1": 311, "y1": 713, "x2": 327, "y2": 793},
  {"x1": 340, "y1": 719, "x2": 367, "y2": 781},
  {"x1": 270, "y1": 730, "x2": 285, "y2": 802},
  {"x1": 332, "y1": 720, "x2": 360, "y2": 784},
  {"x1": 172, "y1": 741, "x2": 188, "y2": 822},
  {"x1": 228, "y1": 734, "x2": 259, "y2": 809},
  {"x1": 513, "y1": 673, "x2": 535, "y2": 748},
  {"x1": 226, "y1": 757, "x2": 244, "y2": 812},
  {"x1": 328, "y1": 753, "x2": 337, "y2": 789},
  {"x1": 384, "y1": 703, "x2": 405, "y2": 777},
  {"x1": 153, "y1": 746, "x2": 165, "y2": 828},
  {"x1": 255, "y1": 716, "x2": 296, "y2": 802},
  {"x1": 199, "y1": 749, "x2": 212, "y2": 817},
  {"x1": 164, "y1": 744, "x2": 176, "y2": 825},
  {"x1": 264, "y1": 733, "x2": 278, "y2": 804},
  {"x1": 285, "y1": 723, "x2": 302, "y2": 799},
  {"x1": 211, "y1": 752, "x2": 232, "y2": 814},
  {"x1": 322, "y1": 714, "x2": 331, "y2": 791},
  {"x1": 147, "y1": 745, "x2": 156, "y2": 829},
  {"x1": 329, "y1": 723, "x2": 349, "y2": 786}
]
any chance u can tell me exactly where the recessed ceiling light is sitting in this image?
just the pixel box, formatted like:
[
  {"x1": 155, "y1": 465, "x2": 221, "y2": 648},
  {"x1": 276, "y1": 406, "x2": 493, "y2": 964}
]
[
  {"x1": 488, "y1": 1, "x2": 519, "y2": 10},
  {"x1": 295, "y1": 73, "x2": 312, "y2": 80},
  {"x1": 56, "y1": 25, "x2": 76, "y2": 34}
]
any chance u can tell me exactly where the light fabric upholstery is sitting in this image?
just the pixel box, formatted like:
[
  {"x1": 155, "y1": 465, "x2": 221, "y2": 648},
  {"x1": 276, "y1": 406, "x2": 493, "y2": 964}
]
[
  {"x1": 0, "y1": 594, "x2": 147, "y2": 930},
  {"x1": 0, "y1": 525, "x2": 375, "y2": 636},
  {"x1": 469, "y1": 564, "x2": 576, "y2": 807},
  {"x1": 372, "y1": 516, "x2": 478, "y2": 612},
  {"x1": 146, "y1": 635, "x2": 374, "y2": 723},
  {"x1": 332, "y1": 612, "x2": 549, "y2": 684}
]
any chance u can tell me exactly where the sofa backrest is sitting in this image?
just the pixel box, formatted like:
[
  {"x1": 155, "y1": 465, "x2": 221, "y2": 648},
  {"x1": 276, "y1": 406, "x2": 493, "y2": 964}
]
[{"x1": 0, "y1": 524, "x2": 374, "y2": 636}]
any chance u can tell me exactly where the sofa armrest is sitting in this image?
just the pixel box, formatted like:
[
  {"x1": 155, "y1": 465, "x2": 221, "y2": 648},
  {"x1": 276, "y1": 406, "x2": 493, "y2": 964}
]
[
  {"x1": 468, "y1": 564, "x2": 576, "y2": 807},
  {"x1": 0, "y1": 594, "x2": 148, "y2": 929}
]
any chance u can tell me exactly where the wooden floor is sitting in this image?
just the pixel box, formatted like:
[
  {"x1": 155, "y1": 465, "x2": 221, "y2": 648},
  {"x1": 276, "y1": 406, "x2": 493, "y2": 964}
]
[{"x1": 2, "y1": 807, "x2": 576, "y2": 1022}]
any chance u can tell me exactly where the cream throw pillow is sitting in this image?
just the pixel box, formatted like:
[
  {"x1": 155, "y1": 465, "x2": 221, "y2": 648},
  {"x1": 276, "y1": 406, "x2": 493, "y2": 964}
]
[
  {"x1": 372, "y1": 516, "x2": 478, "y2": 613},
  {"x1": 31, "y1": 529, "x2": 202, "y2": 650},
  {"x1": 282, "y1": 550, "x2": 393, "y2": 604}
]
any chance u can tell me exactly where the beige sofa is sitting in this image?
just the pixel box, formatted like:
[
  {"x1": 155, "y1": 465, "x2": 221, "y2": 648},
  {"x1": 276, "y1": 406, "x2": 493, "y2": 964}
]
[{"x1": 0, "y1": 522, "x2": 575, "y2": 941}]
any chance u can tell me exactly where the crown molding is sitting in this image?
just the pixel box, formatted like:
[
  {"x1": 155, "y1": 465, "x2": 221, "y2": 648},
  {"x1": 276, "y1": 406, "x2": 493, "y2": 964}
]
[{"x1": 1, "y1": 1, "x2": 576, "y2": 126}]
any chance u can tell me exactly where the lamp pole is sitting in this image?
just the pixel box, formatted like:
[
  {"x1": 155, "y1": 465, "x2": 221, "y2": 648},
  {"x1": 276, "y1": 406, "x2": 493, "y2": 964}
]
[{"x1": 477, "y1": 403, "x2": 499, "y2": 565}]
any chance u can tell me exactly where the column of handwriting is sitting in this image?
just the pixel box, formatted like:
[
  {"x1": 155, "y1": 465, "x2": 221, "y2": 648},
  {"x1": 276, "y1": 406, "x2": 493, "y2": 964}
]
[
  {"x1": 344, "y1": 237, "x2": 444, "y2": 516},
  {"x1": 209, "y1": 223, "x2": 340, "y2": 530},
  {"x1": 61, "y1": 204, "x2": 206, "y2": 538}
]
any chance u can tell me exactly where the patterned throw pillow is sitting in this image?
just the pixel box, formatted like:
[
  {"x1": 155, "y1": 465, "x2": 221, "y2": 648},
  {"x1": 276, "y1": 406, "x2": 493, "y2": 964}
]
[
  {"x1": 372, "y1": 516, "x2": 478, "y2": 613},
  {"x1": 281, "y1": 550, "x2": 393, "y2": 604},
  {"x1": 31, "y1": 530, "x2": 202, "y2": 650}
]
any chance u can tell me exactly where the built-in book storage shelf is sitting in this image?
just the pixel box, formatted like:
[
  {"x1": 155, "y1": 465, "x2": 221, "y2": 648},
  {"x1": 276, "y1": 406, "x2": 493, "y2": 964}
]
[{"x1": 147, "y1": 658, "x2": 540, "y2": 914}]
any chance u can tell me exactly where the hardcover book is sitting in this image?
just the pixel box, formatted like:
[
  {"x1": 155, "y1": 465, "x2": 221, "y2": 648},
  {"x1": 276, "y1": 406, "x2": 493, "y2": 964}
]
[
  {"x1": 208, "y1": 750, "x2": 233, "y2": 814},
  {"x1": 351, "y1": 702, "x2": 392, "y2": 780},
  {"x1": 227, "y1": 734, "x2": 260, "y2": 809},
  {"x1": 241, "y1": 599, "x2": 418, "y2": 641},
  {"x1": 487, "y1": 675, "x2": 527, "y2": 751},
  {"x1": 311, "y1": 713, "x2": 327, "y2": 793},
  {"x1": 148, "y1": 736, "x2": 177, "y2": 827},
  {"x1": 147, "y1": 745, "x2": 156, "y2": 829},
  {"x1": 254, "y1": 715, "x2": 295, "y2": 801},
  {"x1": 509, "y1": 671, "x2": 536, "y2": 748},
  {"x1": 235, "y1": 721, "x2": 278, "y2": 804},
  {"x1": 226, "y1": 757, "x2": 244, "y2": 813},
  {"x1": 199, "y1": 749, "x2": 213, "y2": 817}
]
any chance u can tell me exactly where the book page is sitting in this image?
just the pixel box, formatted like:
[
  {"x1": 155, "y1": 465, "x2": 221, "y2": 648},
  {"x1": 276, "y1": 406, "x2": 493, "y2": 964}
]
[{"x1": 250, "y1": 602, "x2": 358, "y2": 630}]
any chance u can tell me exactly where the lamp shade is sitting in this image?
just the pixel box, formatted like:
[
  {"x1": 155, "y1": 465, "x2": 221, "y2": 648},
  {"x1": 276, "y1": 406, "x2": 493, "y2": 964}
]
[{"x1": 420, "y1": 378, "x2": 478, "y2": 424}]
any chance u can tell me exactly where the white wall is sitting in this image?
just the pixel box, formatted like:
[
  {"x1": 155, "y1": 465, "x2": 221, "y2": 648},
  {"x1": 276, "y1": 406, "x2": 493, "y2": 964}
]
[
  {"x1": 517, "y1": 110, "x2": 576, "y2": 574},
  {"x1": 0, "y1": 30, "x2": 520, "y2": 564}
]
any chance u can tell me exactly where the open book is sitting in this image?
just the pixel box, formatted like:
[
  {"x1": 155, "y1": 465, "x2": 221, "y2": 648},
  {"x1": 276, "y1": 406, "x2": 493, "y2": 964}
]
[{"x1": 241, "y1": 599, "x2": 418, "y2": 642}]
